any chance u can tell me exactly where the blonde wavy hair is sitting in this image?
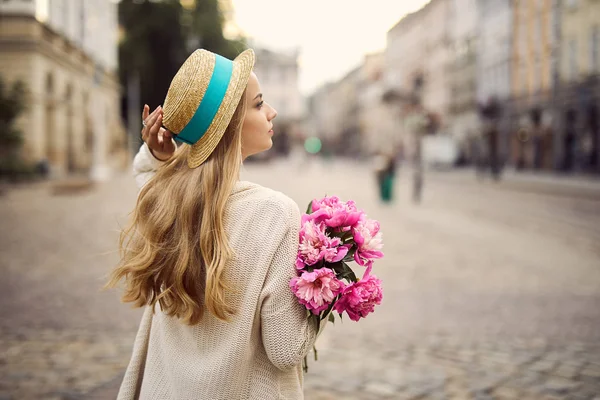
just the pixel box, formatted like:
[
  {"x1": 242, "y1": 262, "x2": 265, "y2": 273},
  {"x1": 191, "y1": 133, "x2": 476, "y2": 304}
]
[{"x1": 106, "y1": 93, "x2": 247, "y2": 325}]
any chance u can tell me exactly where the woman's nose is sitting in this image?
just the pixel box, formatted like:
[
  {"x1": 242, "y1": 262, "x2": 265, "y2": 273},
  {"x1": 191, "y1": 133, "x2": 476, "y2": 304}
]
[{"x1": 269, "y1": 107, "x2": 278, "y2": 120}]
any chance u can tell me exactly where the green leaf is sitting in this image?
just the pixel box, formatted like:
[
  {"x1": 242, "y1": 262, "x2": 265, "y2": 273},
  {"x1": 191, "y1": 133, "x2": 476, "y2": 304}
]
[
  {"x1": 305, "y1": 200, "x2": 313, "y2": 214},
  {"x1": 328, "y1": 312, "x2": 335, "y2": 324},
  {"x1": 304, "y1": 259, "x2": 323, "y2": 273},
  {"x1": 302, "y1": 355, "x2": 308, "y2": 373},
  {"x1": 342, "y1": 247, "x2": 357, "y2": 263},
  {"x1": 341, "y1": 262, "x2": 358, "y2": 282},
  {"x1": 320, "y1": 298, "x2": 337, "y2": 321},
  {"x1": 313, "y1": 344, "x2": 318, "y2": 361},
  {"x1": 329, "y1": 230, "x2": 346, "y2": 239},
  {"x1": 341, "y1": 231, "x2": 354, "y2": 241},
  {"x1": 309, "y1": 313, "x2": 320, "y2": 332},
  {"x1": 328, "y1": 261, "x2": 344, "y2": 276}
]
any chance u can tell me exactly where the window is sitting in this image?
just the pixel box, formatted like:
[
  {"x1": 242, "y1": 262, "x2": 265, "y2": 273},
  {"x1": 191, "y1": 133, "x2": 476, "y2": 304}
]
[{"x1": 591, "y1": 26, "x2": 599, "y2": 73}]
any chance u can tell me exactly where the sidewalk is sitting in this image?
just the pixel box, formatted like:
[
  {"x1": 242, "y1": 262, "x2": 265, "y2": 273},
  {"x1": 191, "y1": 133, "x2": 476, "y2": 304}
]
[
  {"x1": 424, "y1": 166, "x2": 600, "y2": 200},
  {"x1": 298, "y1": 156, "x2": 600, "y2": 200},
  {"x1": 491, "y1": 168, "x2": 600, "y2": 189}
]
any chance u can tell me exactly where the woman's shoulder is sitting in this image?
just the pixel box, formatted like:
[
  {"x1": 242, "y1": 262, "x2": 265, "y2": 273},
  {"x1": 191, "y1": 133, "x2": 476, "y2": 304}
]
[{"x1": 232, "y1": 181, "x2": 300, "y2": 223}]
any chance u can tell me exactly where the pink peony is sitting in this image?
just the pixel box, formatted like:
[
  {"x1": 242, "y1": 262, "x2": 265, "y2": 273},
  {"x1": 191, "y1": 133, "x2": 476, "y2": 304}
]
[
  {"x1": 333, "y1": 274, "x2": 383, "y2": 321},
  {"x1": 352, "y1": 217, "x2": 384, "y2": 266},
  {"x1": 296, "y1": 220, "x2": 349, "y2": 269},
  {"x1": 308, "y1": 196, "x2": 364, "y2": 229},
  {"x1": 290, "y1": 268, "x2": 344, "y2": 314}
]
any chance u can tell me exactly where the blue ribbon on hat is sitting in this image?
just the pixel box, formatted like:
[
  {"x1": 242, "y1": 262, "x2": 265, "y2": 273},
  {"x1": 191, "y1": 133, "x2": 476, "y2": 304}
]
[{"x1": 175, "y1": 54, "x2": 233, "y2": 145}]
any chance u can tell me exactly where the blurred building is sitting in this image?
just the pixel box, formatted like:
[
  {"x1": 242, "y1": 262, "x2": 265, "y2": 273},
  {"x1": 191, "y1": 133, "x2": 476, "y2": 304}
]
[
  {"x1": 384, "y1": 0, "x2": 453, "y2": 164},
  {"x1": 0, "y1": 0, "x2": 126, "y2": 179},
  {"x1": 357, "y1": 52, "x2": 399, "y2": 157},
  {"x1": 476, "y1": 1, "x2": 513, "y2": 103},
  {"x1": 307, "y1": 53, "x2": 398, "y2": 158},
  {"x1": 386, "y1": 0, "x2": 452, "y2": 130},
  {"x1": 308, "y1": 66, "x2": 362, "y2": 156},
  {"x1": 476, "y1": 0, "x2": 514, "y2": 162},
  {"x1": 555, "y1": 0, "x2": 600, "y2": 173},
  {"x1": 307, "y1": 83, "x2": 335, "y2": 149},
  {"x1": 447, "y1": 0, "x2": 479, "y2": 163},
  {"x1": 252, "y1": 47, "x2": 304, "y2": 156},
  {"x1": 509, "y1": 0, "x2": 557, "y2": 170}
]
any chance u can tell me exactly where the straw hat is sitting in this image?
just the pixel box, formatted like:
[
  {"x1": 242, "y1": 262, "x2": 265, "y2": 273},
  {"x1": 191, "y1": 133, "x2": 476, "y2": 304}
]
[{"x1": 162, "y1": 48, "x2": 255, "y2": 168}]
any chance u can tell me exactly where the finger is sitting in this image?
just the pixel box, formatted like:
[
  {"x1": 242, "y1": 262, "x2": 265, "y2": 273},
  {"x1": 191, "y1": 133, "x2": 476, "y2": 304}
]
[
  {"x1": 147, "y1": 114, "x2": 163, "y2": 149},
  {"x1": 143, "y1": 105, "x2": 161, "y2": 125},
  {"x1": 143, "y1": 109, "x2": 160, "y2": 142},
  {"x1": 145, "y1": 106, "x2": 161, "y2": 123},
  {"x1": 158, "y1": 127, "x2": 170, "y2": 143},
  {"x1": 142, "y1": 104, "x2": 149, "y2": 121},
  {"x1": 158, "y1": 130, "x2": 168, "y2": 147},
  {"x1": 141, "y1": 107, "x2": 160, "y2": 140}
]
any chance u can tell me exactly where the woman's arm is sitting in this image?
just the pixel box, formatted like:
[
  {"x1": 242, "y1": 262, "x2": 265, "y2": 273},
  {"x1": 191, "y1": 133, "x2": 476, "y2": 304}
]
[
  {"x1": 133, "y1": 143, "x2": 166, "y2": 190},
  {"x1": 259, "y1": 202, "x2": 325, "y2": 371}
]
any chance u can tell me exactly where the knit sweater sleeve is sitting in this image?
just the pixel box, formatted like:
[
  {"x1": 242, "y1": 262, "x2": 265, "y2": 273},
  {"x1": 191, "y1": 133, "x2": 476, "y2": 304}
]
[
  {"x1": 132, "y1": 143, "x2": 165, "y2": 190},
  {"x1": 259, "y1": 198, "x2": 320, "y2": 371}
]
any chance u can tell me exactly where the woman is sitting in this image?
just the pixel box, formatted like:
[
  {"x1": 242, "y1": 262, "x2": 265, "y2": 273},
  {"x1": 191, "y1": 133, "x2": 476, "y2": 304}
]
[{"x1": 107, "y1": 49, "x2": 322, "y2": 399}]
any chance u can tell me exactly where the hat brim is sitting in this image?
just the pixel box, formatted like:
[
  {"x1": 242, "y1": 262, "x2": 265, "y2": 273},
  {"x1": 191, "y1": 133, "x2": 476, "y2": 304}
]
[{"x1": 186, "y1": 49, "x2": 255, "y2": 168}]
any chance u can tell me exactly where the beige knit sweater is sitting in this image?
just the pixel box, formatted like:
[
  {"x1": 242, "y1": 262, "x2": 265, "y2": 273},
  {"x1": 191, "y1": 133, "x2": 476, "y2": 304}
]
[{"x1": 117, "y1": 144, "x2": 320, "y2": 400}]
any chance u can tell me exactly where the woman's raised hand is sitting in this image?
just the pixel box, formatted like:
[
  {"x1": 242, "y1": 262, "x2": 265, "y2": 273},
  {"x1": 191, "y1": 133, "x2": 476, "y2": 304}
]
[{"x1": 142, "y1": 104, "x2": 176, "y2": 161}]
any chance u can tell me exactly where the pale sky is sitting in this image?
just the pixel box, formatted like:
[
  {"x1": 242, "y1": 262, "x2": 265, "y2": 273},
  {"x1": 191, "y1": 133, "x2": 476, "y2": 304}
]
[{"x1": 229, "y1": 0, "x2": 430, "y2": 95}]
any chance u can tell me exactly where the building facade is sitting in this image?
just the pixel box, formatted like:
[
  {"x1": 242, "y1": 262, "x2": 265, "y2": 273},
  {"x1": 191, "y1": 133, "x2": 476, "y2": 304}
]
[
  {"x1": 555, "y1": 0, "x2": 600, "y2": 173},
  {"x1": 475, "y1": 0, "x2": 514, "y2": 163},
  {"x1": 382, "y1": 0, "x2": 454, "y2": 163},
  {"x1": 447, "y1": 0, "x2": 479, "y2": 163},
  {"x1": 308, "y1": 55, "x2": 397, "y2": 158},
  {"x1": 252, "y1": 47, "x2": 304, "y2": 156},
  {"x1": 476, "y1": 0, "x2": 513, "y2": 103},
  {"x1": 311, "y1": 66, "x2": 362, "y2": 156},
  {"x1": 0, "y1": 0, "x2": 126, "y2": 179},
  {"x1": 357, "y1": 52, "x2": 399, "y2": 157},
  {"x1": 509, "y1": 0, "x2": 556, "y2": 170},
  {"x1": 386, "y1": 0, "x2": 452, "y2": 129}
]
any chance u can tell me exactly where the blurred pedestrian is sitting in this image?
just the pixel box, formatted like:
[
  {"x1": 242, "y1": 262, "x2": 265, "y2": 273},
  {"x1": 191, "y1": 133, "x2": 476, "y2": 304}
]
[
  {"x1": 487, "y1": 125, "x2": 501, "y2": 180},
  {"x1": 478, "y1": 97, "x2": 503, "y2": 181},
  {"x1": 106, "y1": 49, "x2": 324, "y2": 399},
  {"x1": 35, "y1": 158, "x2": 50, "y2": 179},
  {"x1": 530, "y1": 108, "x2": 553, "y2": 170},
  {"x1": 374, "y1": 152, "x2": 396, "y2": 203},
  {"x1": 473, "y1": 133, "x2": 487, "y2": 179},
  {"x1": 563, "y1": 109, "x2": 577, "y2": 172}
]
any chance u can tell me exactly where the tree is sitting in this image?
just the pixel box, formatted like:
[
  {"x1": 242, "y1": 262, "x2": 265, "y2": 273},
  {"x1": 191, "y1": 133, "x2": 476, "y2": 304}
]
[
  {"x1": 119, "y1": 0, "x2": 188, "y2": 113},
  {"x1": 118, "y1": 0, "x2": 247, "y2": 123},
  {"x1": 188, "y1": 0, "x2": 246, "y2": 59},
  {"x1": 0, "y1": 76, "x2": 29, "y2": 179}
]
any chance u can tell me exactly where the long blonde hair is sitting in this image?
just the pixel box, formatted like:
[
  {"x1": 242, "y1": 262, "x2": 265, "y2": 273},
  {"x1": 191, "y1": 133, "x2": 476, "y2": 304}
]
[{"x1": 106, "y1": 93, "x2": 247, "y2": 325}]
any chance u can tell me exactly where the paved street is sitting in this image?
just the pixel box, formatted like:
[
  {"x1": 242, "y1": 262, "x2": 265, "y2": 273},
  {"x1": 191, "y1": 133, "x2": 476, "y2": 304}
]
[{"x1": 1, "y1": 158, "x2": 600, "y2": 399}]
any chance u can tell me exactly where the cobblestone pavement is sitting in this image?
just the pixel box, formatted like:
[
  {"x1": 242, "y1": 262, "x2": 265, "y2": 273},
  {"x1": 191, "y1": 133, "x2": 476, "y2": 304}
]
[{"x1": 1, "y1": 159, "x2": 599, "y2": 399}]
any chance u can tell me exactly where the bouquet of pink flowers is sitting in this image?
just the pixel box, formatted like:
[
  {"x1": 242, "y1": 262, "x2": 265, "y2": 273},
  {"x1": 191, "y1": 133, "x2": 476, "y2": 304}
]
[{"x1": 290, "y1": 196, "x2": 384, "y2": 369}]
